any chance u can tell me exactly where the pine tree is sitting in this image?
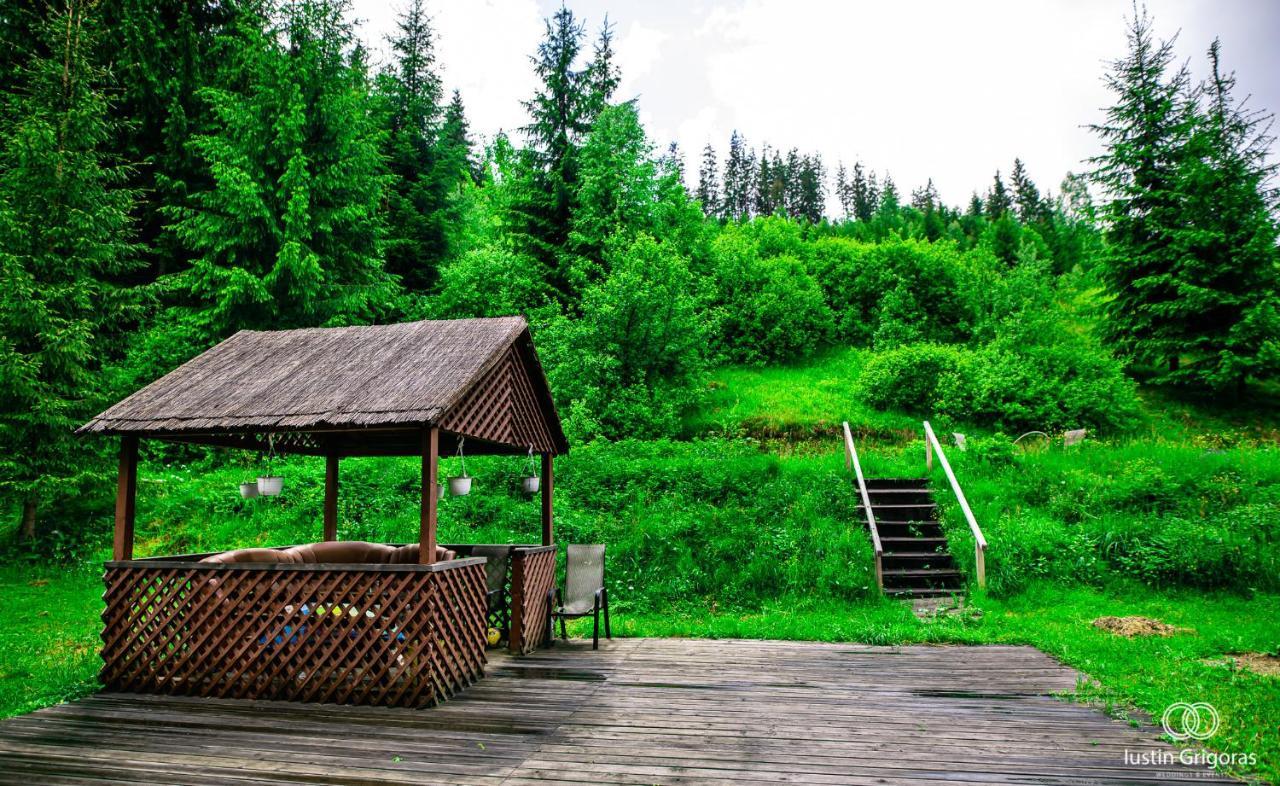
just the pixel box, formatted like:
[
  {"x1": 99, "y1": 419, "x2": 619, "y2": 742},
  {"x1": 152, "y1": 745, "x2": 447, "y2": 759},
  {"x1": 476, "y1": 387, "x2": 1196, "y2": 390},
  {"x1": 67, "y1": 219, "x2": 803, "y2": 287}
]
[
  {"x1": 0, "y1": 0, "x2": 138, "y2": 542},
  {"x1": 1009, "y1": 158, "x2": 1045, "y2": 222},
  {"x1": 378, "y1": 0, "x2": 449, "y2": 290},
  {"x1": 835, "y1": 162, "x2": 852, "y2": 219},
  {"x1": 722, "y1": 130, "x2": 753, "y2": 220},
  {"x1": 696, "y1": 143, "x2": 719, "y2": 217},
  {"x1": 1169, "y1": 39, "x2": 1280, "y2": 391},
  {"x1": 966, "y1": 192, "x2": 984, "y2": 217},
  {"x1": 795, "y1": 153, "x2": 825, "y2": 223},
  {"x1": 1089, "y1": 7, "x2": 1195, "y2": 372},
  {"x1": 99, "y1": 0, "x2": 235, "y2": 280},
  {"x1": 850, "y1": 163, "x2": 877, "y2": 221},
  {"x1": 879, "y1": 174, "x2": 899, "y2": 214},
  {"x1": 985, "y1": 170, "x2": 1012, "y2": 218},
  {"x1": 515, "y1": 6, "x2": 617, "y2": 299},
  {"x1": 166, "y1": 0, "x2": 396, "y2": 339}
]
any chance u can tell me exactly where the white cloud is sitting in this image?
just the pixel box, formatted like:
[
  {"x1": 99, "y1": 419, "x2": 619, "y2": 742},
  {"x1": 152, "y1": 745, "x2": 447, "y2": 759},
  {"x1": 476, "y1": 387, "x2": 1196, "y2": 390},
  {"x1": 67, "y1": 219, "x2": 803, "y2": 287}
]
[{"x1": 353, "y1": 0, "x2": 1280, "y2": 206}]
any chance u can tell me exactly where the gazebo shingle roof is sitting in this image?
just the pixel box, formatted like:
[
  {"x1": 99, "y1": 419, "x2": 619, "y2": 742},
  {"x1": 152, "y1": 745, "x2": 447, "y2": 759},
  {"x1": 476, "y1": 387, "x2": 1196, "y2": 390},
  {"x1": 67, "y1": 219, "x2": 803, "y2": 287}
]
[{"x1": 79, "y1": 316, "x2": 567, "y2": 455}]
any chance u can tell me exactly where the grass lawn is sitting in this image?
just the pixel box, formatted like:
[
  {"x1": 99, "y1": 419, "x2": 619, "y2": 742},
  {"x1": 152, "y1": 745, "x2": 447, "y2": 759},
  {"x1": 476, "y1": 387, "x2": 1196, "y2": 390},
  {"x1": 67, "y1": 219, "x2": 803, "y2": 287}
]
[
  {"x1": 3, "y1": 564, "x2": 1275, "y2": 783},
  {"x1": 0, "y1": 566, "x2": 101, "y2": 718},
  {"x1": 682, "y1": 347, "x2": 919, "y2": 439}
]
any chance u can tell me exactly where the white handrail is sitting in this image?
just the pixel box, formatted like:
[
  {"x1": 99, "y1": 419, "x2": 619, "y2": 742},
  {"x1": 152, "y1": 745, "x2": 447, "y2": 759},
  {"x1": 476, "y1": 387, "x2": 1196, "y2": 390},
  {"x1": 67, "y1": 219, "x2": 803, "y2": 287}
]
[
  {"x1": 923, "y1": 420, "x2": 987, "y2": 588},
  {"x1": 843, "y1": 422, "x2": 883, "y2": 591}
]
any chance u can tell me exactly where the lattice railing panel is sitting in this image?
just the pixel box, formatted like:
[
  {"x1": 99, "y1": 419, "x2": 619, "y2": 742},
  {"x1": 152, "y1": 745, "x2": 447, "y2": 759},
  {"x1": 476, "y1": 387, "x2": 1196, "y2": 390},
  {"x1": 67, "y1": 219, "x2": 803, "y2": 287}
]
[
  {"x1": 100, "y1": 560, "x2": 487, "y2": 708},
  {"x1": 509, "y1": 547, "x2": 557, "y2": 655}
]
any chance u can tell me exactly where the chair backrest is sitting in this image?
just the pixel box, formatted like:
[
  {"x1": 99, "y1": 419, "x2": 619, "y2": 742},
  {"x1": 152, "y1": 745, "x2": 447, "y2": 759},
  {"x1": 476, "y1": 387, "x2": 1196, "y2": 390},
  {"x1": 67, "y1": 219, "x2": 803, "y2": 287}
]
[
  {"x1": 468, "y1": 545, "x2": 512, "y2": 593},
  {"x1": 564, "y1": 544, "x2": 605, "y2": 608}
]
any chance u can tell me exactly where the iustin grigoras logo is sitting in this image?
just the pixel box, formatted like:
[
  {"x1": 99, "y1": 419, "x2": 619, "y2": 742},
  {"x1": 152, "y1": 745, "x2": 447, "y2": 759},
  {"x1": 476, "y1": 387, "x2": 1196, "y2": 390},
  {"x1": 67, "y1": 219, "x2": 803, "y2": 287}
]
[
  {"x1": 1124, "y1": 701, "x2": 1256, "y2": 771},
  {"x1": 1161, "y1": 702, "x2": 1220, "y2": 742}
]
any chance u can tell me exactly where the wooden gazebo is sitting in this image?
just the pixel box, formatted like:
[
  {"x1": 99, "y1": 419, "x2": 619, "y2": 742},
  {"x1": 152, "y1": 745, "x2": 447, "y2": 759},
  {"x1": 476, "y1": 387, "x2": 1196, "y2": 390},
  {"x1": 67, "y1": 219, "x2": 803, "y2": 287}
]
[{"x1": 78, "y1": 316, "x2": 568, "y2": 708}]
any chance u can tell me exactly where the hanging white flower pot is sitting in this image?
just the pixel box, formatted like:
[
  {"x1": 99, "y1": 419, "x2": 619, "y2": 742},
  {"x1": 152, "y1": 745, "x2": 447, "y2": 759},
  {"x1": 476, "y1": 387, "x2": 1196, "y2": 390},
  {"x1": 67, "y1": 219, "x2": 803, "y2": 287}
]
[
  {"x1": 239, "y1": 482, "x2": 259, "y2": 499},
  {"x1": 257, "y1": 476, "x2": 283, "y2": 496},
  {"x1": 448, "y1": 437, "x2": 471, "y2": 496},
  {"x1": 519, "y1": 446, "x2": 539, "y2": 494},
  {"x1": 448, "y1": 475, "x2": 472, "y2": 496}
]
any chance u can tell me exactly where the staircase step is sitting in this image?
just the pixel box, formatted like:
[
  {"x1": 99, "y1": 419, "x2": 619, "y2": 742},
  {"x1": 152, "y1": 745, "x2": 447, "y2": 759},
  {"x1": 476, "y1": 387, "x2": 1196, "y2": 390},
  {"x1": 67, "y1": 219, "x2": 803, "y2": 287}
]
[
  {"x1": 884, "y1": 568, "x2": 962, "y2": 578},
  {"x1": 860, "y1": 503, "x2": 938, "y2": 518},
  {"x1": 886, "y1": 587, "x2": 962, "y2": 598},
  {"x1": 880, "y1": 537, "x2": 947, "y2": 544},
  {"x1": 863, "y1": 477, "x2": 928, "y2": 490},
  {"x1": 862, "y1": 488, "x2": 934, "y2": 504},
  {"x1": 882, "y1": 551, "x2": 952, "y2": 560}
]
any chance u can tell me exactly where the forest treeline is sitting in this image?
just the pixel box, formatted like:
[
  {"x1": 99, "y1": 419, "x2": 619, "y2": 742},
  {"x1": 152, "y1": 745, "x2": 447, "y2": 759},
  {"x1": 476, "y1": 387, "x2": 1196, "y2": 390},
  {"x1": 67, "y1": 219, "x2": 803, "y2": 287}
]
[{"x1": 0, "y1": 0, "x2": 1276, "y2": 547}]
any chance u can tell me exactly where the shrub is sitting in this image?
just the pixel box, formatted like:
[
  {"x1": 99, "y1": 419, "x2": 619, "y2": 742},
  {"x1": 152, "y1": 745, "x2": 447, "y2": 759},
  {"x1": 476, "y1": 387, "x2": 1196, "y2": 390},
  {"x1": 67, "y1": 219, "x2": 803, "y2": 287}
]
[
  {"x1": 539, "y1": 234, "x2": 710, "y2": 440},
  {"x1": 856, "y1": 343, "x2": 966, "y2": 414},
  {"x1": 714, "y1": 243, "x2": 833, "y2": 364},
  {"x1": 810, "y1": 238, "x2": 981, "y2": 347}
]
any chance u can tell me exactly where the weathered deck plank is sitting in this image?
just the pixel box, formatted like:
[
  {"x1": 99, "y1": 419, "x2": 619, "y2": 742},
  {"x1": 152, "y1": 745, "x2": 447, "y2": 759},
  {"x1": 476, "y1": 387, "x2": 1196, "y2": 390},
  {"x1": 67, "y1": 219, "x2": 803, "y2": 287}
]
[{"x1": 0, "y1": 638, "x2": 1238, "y2": 785}]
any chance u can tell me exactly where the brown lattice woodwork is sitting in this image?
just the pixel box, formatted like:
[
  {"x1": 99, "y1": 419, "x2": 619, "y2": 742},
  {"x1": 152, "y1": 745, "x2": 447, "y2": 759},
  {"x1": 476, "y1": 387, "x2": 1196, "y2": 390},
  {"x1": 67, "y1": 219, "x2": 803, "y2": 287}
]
[
  {"x1": 439, "y1": 347, "x2": 557, "y2": 454},
  {"x1": 100, "y1": 558, "x2": 487, "y2": 708},
  {"x1": 509, "y1": 546, "x2": 557, "y2": 655}
]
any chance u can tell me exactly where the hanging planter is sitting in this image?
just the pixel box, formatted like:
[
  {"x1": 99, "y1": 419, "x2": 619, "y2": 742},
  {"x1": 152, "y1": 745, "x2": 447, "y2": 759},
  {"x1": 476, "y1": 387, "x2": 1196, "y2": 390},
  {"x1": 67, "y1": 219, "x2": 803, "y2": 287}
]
[
  {"x1": 256, "y1": 434, "x2": 283, "y2": 497},
  {"x1": 257, "y1": 476, "x2": 283, "y2": 496},
  {"x1": 239, "y1": 482, "x2": 259, "y2": 499},
  {"x1": 520, "y1": 446, "x2": 539, "y2": 494},
  {"x1": 448, "y1": 438, "x2": 472, "y2": 496}
]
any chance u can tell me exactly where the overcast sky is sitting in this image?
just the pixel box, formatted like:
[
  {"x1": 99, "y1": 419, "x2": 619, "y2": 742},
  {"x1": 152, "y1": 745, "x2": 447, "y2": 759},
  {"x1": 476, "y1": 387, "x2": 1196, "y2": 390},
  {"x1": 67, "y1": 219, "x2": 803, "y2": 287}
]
[{"x1": 351, "y1": 0, "x2": 1280, "y2": 207}]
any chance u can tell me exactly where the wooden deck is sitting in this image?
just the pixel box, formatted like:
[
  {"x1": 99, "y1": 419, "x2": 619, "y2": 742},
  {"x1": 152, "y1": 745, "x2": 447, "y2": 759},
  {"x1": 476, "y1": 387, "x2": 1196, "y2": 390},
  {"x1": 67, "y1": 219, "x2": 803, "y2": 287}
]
[{"x1": 0, "y1": 638, "x2": 1237, "y2": 785}]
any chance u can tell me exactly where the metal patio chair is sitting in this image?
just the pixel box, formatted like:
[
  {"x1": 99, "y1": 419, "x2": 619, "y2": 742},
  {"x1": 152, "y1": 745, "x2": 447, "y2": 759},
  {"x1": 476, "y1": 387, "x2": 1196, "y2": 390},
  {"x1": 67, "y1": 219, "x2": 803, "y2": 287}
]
[{"x1": 551, "y1": 544, "x2": 611, "y2": 649}]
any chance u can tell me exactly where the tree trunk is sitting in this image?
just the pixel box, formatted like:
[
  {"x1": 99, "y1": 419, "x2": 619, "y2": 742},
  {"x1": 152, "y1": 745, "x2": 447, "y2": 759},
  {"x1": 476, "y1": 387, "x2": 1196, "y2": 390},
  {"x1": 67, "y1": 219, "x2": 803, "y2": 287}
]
[
  {"x1": 19, "y1": 498, "x2": 36, "y2": 541},
  {"x1": 1168, "y1": 355, "x2": 1179, "y2": 373}
]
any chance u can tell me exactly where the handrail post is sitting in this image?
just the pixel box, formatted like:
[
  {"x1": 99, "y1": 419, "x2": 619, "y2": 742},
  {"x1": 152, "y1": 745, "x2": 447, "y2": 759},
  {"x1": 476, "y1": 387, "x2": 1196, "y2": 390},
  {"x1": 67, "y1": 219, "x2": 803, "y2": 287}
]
[
  {"x1": 843, "y1": 422, "x2": 884, "y2": 594},
  {"x1": 926, "y1": 426, "x2": 932, "y2": 472},
  {"x1": 923, "y1": 420, "x2": 987, "y2": 590}
]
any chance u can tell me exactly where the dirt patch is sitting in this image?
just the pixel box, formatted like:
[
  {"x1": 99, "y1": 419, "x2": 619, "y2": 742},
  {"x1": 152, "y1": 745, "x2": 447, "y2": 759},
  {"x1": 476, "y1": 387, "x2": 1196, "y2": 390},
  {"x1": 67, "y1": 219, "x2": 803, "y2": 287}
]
[
  {"x1": 1204, "y1": 652, "x2": 1280, "y2": 678},
  {"x1": 1091, "y1": 615, "x2": 1192, "y2": 637}
]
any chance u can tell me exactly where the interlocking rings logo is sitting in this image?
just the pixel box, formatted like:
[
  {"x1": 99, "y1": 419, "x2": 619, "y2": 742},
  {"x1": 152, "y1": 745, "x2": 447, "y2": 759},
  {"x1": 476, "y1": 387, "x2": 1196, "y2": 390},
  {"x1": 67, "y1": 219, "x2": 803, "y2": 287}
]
[{"x1": 1161, "y1": 702, "x2": 1220, "y2": 741}]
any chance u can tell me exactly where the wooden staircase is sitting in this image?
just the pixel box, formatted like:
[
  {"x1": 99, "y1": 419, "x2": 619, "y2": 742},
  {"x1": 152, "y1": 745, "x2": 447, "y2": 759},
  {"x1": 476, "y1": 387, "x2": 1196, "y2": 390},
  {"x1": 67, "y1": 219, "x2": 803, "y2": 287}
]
[{"x1": 858, "y1": 478, "x2": 964, "y2": 598}]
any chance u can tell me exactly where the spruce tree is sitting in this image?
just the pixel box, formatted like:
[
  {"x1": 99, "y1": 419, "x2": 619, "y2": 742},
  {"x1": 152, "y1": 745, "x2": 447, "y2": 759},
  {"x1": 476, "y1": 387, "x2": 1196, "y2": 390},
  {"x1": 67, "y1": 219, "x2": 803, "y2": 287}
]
[
  {"x1": 1089, "y1": 7, "x2": 1195, "y2": 372},
  {"x1": 850, "y1": 162, "x2": 878, "y2": 221},
  {"x1": 99, "y1": 0, "x2": 235, "y2": 280},
  {"x1": 1170, "y1": 39, "x2": 1280, "y2": 391},
  {"x1": 515, "y1": 7, "x2": 616, "y2": 299},
  {"x1": 722, "y1": 130, "x2": 752, "y2": 220},
  {"x1": 835, "y1": 162, "x2": 852, "y2": 219},
  {"x1": 0, "y1": 0, "x2": 137, "y2": 542},
  {"x1": 696, "y1": 143, "x2": 719, "y2": 217},
  {"x1": 795, "y1": 153, "x2": 825, "y2": 223},
  {"x1": 166, "y1": 0, "x2": 396, "y2": 340},
  {"x1": 985, "y1": 170, "x2": 1012, "y2": 218},
  {"x1": 378, "y1": 0, "x2": 449, "y2": 290},
  {"x1": 1009, "y1": 158, "x2": 1045, "y2": 222}
]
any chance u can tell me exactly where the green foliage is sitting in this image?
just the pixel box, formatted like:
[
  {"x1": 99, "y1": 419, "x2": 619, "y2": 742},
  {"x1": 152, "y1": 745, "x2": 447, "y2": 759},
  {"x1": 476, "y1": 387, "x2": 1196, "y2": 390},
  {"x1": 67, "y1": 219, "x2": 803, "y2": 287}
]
[
  {"x1": 811, "y1": 237, "x2": 978, "y2": 347},
  {"x1": 161, "y1": 0, "x2": 397, "y2": 346},
  {"x1": 712, "y1": 227, "x2": 832, "y2": 364},
  {"x1": 540, "y1": 235, "x2": 710, "y2": 440},
  {"x1": 856, "y1": 344, "x2": 966, "y2": 414},
  {"x1": 0, "y1": 0, "x2": 138, "y2": 542}
]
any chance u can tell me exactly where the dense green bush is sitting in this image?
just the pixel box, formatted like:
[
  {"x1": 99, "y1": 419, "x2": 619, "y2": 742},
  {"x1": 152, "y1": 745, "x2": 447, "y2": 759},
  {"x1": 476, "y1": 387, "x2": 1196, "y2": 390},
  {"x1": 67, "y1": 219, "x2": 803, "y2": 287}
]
[
  {"x1": 856, "y1": 343, "x2": 965, "y2": 414},
  {"x1": 713, "y1": 235, "x2": 833, "y2": 364},
  {"x1": 538, "y1": 235, "x2": 711, "y2": 441},
  {"x1": 811, "y1": 238, "x2": 980, "y2": 347},
  {"x1": 857, "y1": 334, "x2": 1139, "y2": 433}
]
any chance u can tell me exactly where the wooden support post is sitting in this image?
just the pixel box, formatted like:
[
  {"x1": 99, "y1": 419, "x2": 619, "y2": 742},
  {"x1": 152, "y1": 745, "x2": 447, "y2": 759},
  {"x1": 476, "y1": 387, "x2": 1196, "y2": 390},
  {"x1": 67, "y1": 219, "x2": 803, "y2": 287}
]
[
  {"x1": 113, "y1": 436, "x2": 139, "y2": 561},
  {"x1": 323, "y1": 454, "x2": 338, "y2": 541},
  {"x1": 975, "y1": 543, "x2": 986, "y2": 589},
  {"x1": 540, "y1": 454, "x2": 554, "y2": 546},
  {"x1": 420, "y1": 428, "x2": 439, "y2": 565}
]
